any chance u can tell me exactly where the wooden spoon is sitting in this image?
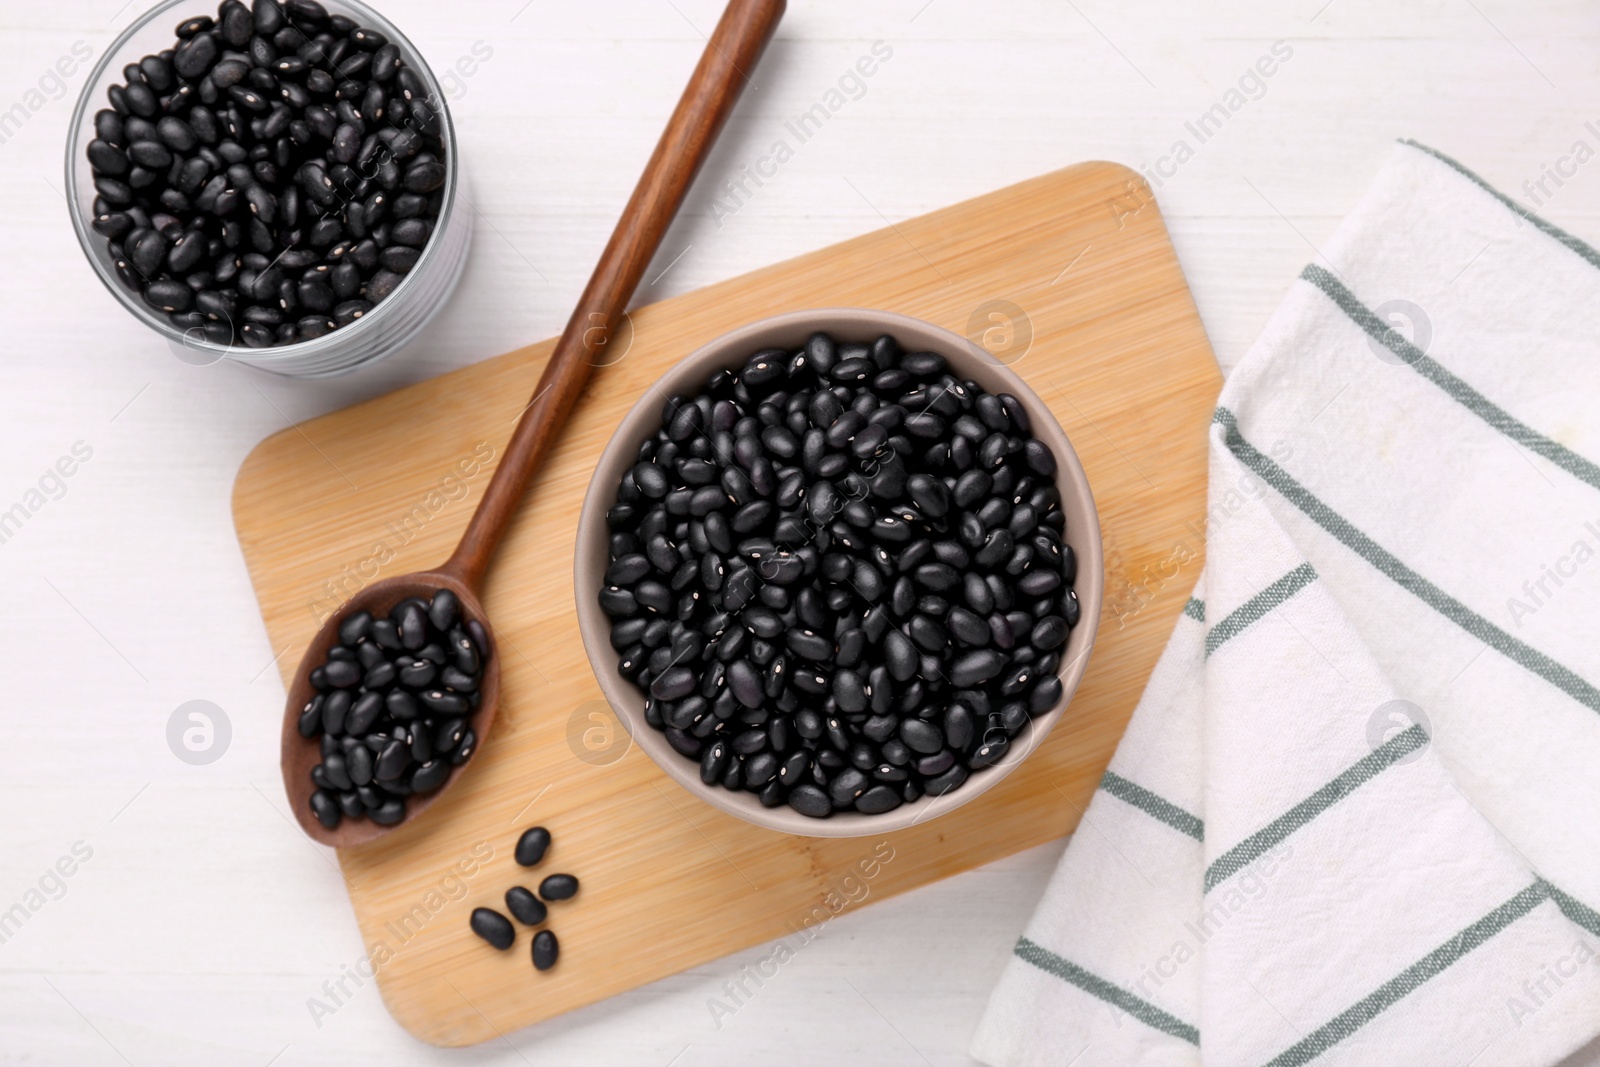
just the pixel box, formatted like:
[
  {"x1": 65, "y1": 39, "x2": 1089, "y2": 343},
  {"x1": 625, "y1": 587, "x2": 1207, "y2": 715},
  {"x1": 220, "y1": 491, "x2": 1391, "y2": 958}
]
[{"x1": 280, "y1": 0, "x2": 787, "y2": 846}]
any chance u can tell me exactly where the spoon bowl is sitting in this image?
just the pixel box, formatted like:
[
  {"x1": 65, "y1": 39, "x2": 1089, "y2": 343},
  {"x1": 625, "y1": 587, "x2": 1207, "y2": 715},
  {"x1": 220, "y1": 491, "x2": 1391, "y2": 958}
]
[{"x1": 280, "y1": 571, "x2": 500, "y2": 847}]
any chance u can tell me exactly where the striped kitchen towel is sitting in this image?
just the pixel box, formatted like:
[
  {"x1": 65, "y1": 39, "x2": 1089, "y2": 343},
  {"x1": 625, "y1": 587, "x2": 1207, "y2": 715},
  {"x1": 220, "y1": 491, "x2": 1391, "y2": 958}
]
[{"x1": 971, "y1": 140, "x2": 1600, "y2": 1067}]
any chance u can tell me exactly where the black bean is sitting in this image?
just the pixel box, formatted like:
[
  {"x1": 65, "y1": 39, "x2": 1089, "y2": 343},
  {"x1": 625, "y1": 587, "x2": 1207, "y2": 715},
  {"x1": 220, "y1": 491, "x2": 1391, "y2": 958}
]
[
  {"x1": 538, "y1": 873, "x2": 579, "y2": 901},
  {"x1": 321, "y1": 751, "x2": 351, "y2": 790},
  {"x1": 1025, "y1": 439, "x2": 1057, "y2": 475},
  {"x1": 1031, "y1": 615, "x2": 1067, "y2": 650},
  {"x1": 123, "y1": 81, "x2": 159, "y2": 117},
  {"x1": 906, "y1": 473, "x2": 949, "y2": 517},
  {"x1": 346, "y1": 743, "x2": 374, "y2": 787},
  {"x1": 470, "y1": 907, "x2": 514, "y2": 950},
  {"x1": 174, "y1": 33, "x2": 219, "y2": 79},
  {"x1": 296, "y1": 696, "x2": 323, "y2": 738},
  {"x1": 87, "y1": 139, "x2": 129, "y2": 176},
  {"x1": 947, "y1": 607, "x2": 989, "y2": 647},
  {"x1": 309, "y1": 789, "x2": 340, "y2": 828},
  {"x1": 410, "y1": 759, "x2": 448, "y2": 793},
  {"x1": 832, "y1": 669, "x2": 868, "y2": 713},
  {"x1": 1018, "y1": 569, "x2": 1061, "y2": 596},
  {"x1": 881, "y1": 629, "x2": 917, "y2": 681},
  {"x1": 1029, "y1": 674, "x2": 1064, "y2": 713},
  {"x1": 404, "y1": 158, "x2": 446, "y2": 193},
  {"x1": 141, "y1": 278, "x2": 190, "y2": 312},
  {"x1": 787, "y1": 783, "x2": 832, "y2": 818},
  {"x1": 950, "y1": 649, "x2": 1004, "y2": 687},
  {"x1": 924, "y1": 762, "x2": 969, "y2": 796},
  {"x1": 990, "y1": 393, "x2": 1026, "y2": 434},
  {"x1": 856, "y1": 784, "x2": 902, "y2": 814},
  {"x1": 515, "y1": 826, "x2": 551, "y2": 867},
  {"x1": 532, "y1": 929, "x2": 559, "y2": 971},
  {"x1": 907, "y1": 614, "x2": 945, "y2": 653},
  {"x1": 505, "y1": 885, "x2": 547, "y2": 926},
  {"x1": 829, "y1": 768, "x2": 870, "y2": 806},
  {"x1": 727, "y1": 658, "x2": 763, "y2": 708},
  {"x1": 700, "y1": 739, "x2": 729, "y2": 783},
  {"x1": 397, "y1": 657, "x2": 434, "y2": 688},
  {"x1": 650, "y1": 666, "x2": 696, "y2": 701},
  {"x1": 899, "y1": 718, "x2": 942, "y2": 755}
]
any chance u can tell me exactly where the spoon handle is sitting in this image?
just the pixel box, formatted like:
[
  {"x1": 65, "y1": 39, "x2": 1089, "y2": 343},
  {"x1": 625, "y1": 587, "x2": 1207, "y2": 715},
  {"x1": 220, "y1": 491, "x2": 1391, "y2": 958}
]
[{"x1": 445, "y1": 0, "x2": 786, "y2": 590}]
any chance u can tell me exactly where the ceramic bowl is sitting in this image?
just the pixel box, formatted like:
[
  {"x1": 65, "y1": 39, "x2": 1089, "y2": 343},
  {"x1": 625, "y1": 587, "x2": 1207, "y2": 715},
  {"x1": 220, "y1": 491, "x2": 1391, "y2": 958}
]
[{"x1": 574, "y1": 308, "x2": 1102, "y2": 837}]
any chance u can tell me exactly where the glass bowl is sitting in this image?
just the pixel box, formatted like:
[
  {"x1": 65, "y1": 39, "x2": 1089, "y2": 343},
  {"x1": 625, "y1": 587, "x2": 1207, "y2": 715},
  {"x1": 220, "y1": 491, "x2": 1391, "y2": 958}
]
[{"x1": 65, "y1": 0, "x2": 470, "y2": 377}]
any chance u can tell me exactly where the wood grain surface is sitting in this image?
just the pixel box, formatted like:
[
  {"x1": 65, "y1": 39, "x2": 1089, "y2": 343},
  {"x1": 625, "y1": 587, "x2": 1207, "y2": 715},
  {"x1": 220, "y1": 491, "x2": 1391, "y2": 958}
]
[{"x1": 232, "y1": 160, "x2": 1221, "y2": 1046}]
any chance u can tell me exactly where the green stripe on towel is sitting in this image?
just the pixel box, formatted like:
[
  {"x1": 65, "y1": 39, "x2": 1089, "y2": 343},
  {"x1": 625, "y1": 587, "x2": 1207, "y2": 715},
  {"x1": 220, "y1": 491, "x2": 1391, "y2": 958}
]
[
  {"x1": 1214, "y1": 407, "x2": 1600, "y2": 715},
  {"x1": 1100, "y1": 771, "x2": 1205, "y2": 842},
  {"x1": 1206, "y1": 563, "x2": 1317, "y2": 657},
  {"x1": 1013, "y1": 937, "x2": 1201, "y2": 1046},
  {"x1": 1300, "y1": 263, "x2": 1600, "y2": 492},
  {"x1": 1184, "y1": 597, "x2": 1206, "y2": 622},
  {"x1": 1261, "y1": 880, "x2": 1550, "y2": 1067},
  {"x1": 1546, "y1": 881, "x2": 1600, "y2": 937},
  {"x1": 1205, "y1": 724, "x2": 1427, "y2": 894},
  {"x1": 1400, "y1": 140, "x2": 1600, "y2": 273}
]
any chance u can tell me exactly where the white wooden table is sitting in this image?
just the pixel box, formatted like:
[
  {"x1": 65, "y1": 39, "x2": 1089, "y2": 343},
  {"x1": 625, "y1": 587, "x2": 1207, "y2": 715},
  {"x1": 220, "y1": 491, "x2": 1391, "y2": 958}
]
[{"x1": 3, "y1": 1, "x2": 1597, "y2": 1063}]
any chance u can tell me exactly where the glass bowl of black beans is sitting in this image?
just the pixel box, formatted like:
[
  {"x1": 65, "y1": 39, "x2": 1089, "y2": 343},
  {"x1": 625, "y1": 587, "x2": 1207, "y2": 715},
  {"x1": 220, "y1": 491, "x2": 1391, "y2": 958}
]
[
  {"x1": 66, "y1": 0, "x2": 469, "y2": 377},
  {"x1": 575, "y1": 309, "x2": 1103, "y2": 838}
]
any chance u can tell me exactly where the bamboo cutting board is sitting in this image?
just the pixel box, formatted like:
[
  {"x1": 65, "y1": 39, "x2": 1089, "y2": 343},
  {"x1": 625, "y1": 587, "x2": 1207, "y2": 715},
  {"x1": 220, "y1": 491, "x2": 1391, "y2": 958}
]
[{"x1": 233, "y1": 161, "x2": 1220, "y2": 1046}]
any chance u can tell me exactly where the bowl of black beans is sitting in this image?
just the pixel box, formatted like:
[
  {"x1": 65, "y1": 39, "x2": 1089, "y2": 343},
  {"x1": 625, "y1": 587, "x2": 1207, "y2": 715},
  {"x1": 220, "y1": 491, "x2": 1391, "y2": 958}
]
[
  {"x1": 575, "y1": 309, "x2": 1102, "y2": 837},
  {"x1": 66, "y1": 0, "x2": 469, "y2": 377}
]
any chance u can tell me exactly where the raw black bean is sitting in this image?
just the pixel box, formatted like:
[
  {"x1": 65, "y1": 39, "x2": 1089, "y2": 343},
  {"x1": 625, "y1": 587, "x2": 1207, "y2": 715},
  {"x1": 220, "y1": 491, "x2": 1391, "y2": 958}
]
[
  {"x1": 532, "y1": 929, "x2": 559, "y2": 971},
  {"x1": 924, "y1": 762, "x2": 969, "y2": 796},
  {"x1": 700, "y1": 739, "x2": 729, "y2": 783},
  {"x1": 309, "y1": 789, "x2": 340, "y2": 828},
  {"x1": 410, "y1": 759, "x2": 448, "y2": 793},
  {"x1": 470, "y1": 907, "x2": 515, "y2": 950},
  {"x1": 87, "y1": 139, "x2": 128, "y2": 175},
  {"x1": 856, "y1": 784, "x2": 902, "y2": 814},
  {"x1": 950, "y1": 649, "x2": 1004, "y2": 687},
  {"x1": 515, "y1": 826, "x2": 551, "y2": 867},
  {"x1": 505, "y1": 886, "x2": 547, "y2": 926},
  {"x1": 970, "y1": 735, "x2": 1009, "y2": 769},
  {"x1": 787, "y1": 783, "x2": 832, "y2": 818},
  {"x1": 1031, "y1": 615, "x2": 1067, "y2": 650},
  {"x1": 297, "y1": 697, "x2": 322, "y2": 737},
  {"x1": 899, "y1": 718, "x2": 943, "y2": 755},
  {"x1": 538, "y1": 873, "x2": 579, "y2": 901},
  {"x1": 1029, "y1": 674, "x2": 1063, "y2": 713},
  {"x1": 370, "y1": 797, "x2": 405, "y2": 824}
]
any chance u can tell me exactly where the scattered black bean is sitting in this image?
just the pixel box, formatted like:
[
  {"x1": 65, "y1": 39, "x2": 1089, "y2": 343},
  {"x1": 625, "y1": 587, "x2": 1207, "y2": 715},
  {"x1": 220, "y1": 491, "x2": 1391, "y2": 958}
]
[
  {"x1": 85, "y1": 0, "x2": 448, "y2": 347},
  {"x1": 514, "y1": 825, "x2": 551, "y2": 867},
  {"x1": 532, "y1": 929, "x2": 559, "y2": 971},
  {"x1": 505, "y1": 886, "x2": 547, "y2": 926},
  {"x1": 538, "y1": 873, "x2": 579, "y2": 902},
  {"x1": 301, "y1": 590, "x2": 488, "y2": 831},
  {"x1": 600, "y1": 332, "x2": 1078, "y2": 819},
  {"x1": 469, "y1": 906, "x2": 514, "y2": 950}
]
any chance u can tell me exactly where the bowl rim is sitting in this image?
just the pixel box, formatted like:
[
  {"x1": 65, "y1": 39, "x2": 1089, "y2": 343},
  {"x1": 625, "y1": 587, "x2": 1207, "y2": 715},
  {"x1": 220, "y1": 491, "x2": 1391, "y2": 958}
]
[
  {"x1": 573, "y1": 307, "x2": 1103, "y2": 838},
  {"x1": 64, "y1": 0, "x2": 461, "y2": 369}
]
